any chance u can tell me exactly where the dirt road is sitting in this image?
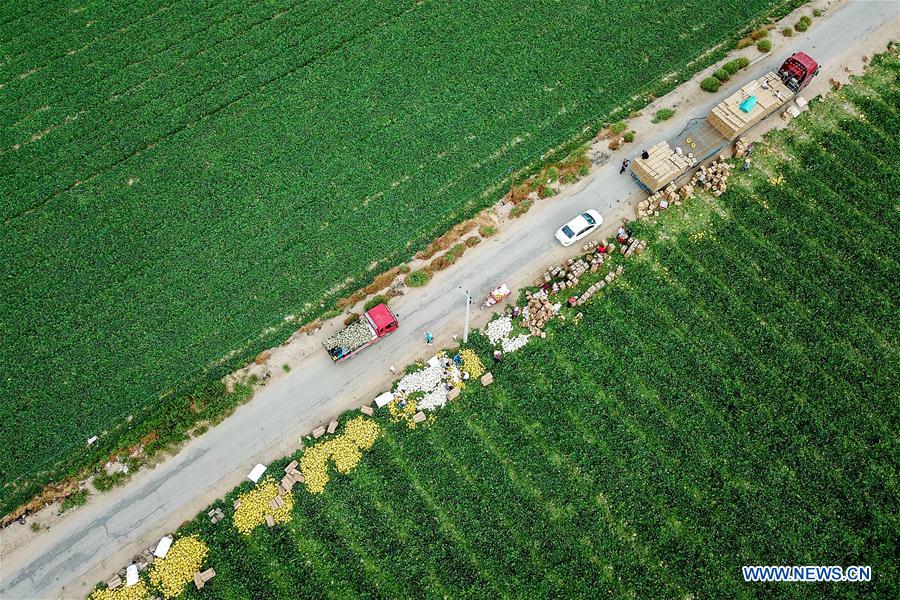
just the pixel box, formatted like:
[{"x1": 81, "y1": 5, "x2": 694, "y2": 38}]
[{"x1": 2, "y1": 1, "x2": 897, "y2": 597}]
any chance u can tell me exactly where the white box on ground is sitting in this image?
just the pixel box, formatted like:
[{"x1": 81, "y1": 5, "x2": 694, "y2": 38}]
[
  {"x1": 154, "y1": 535, "x2": 173, "y2": 558},
  {"x1": 125, "y1": 564, "x2": 139, "y2": 587},
  {"x1": 247, "y1": 463, "x2": 266, "y2": 483},
  {"x1": 374, "y1": 391, "x2": 394, "y2": 408}
]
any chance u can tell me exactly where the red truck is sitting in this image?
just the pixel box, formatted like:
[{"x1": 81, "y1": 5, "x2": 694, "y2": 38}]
[
  {"x1": 779, "y1": 52, "x2": 820, "y2": 90},
  {"x1": 632, "y1": 52, "x2": 819, "y2": 192},
  {"x1": 322, "y1": 303, "x2": 398, "y2": 363}
]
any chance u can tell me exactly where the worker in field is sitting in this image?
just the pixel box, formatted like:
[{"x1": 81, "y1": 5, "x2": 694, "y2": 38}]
[{"x1": 620, "y1": 159, "x2": 630, "y2": 174}]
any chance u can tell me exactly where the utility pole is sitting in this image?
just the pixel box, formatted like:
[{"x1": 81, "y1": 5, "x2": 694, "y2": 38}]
[{"x1": 461, "y1": 286, "x2": 472, "y2": 344}]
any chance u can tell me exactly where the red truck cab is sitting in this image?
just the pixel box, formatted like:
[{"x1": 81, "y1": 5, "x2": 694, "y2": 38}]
[
  {"x1": 365, "y1": 303, "x2": 399, "y2": 336},
  {"x1": 778, "y1": 52, "x2": 819, "y2": 92}
]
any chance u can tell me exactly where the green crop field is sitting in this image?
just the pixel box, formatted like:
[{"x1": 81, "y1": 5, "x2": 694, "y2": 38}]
[
  {"x1": 0, "y1": 0, "x2": 804, "y2": 512},
  {"x1": 96, "y1": 53, "x2": 898, "y2": 599}
]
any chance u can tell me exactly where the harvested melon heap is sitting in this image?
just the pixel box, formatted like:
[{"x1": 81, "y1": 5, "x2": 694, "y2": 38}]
[
  {"x1": 89, "y1": 582, "x2": 150, "y2": 600},
  {"x1": 232, "y1": 479, "x2": 294, "y2": 535},
  {"x1": 301, "y1": 417, "x2": 381, "y2": 493},
  {"x1": 148, "y1": 536, "x2": 209, "y2": 598}
]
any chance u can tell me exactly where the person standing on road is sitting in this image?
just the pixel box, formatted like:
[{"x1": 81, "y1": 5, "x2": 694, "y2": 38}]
[
  {"x1": 620, "y1": 159, "x2": 629, "y2": 174},
  {"x1": 425, "y1": 331, "x2": 434, "y2": 345},
  {"x1": 389, "y1": 365, "x2": 396, "y2": 374}
]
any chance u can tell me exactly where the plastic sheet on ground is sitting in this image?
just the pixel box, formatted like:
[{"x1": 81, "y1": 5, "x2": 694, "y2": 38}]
[{"x1": 246, "y1": 464, "x2": 266, "y2": 483}]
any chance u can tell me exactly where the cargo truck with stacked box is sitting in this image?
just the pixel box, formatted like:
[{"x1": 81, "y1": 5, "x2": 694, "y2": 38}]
[
  {"x1": 631, "y1": 52, "x2": 819, "y2": 192},
  {"x1": 322, "y1": 303, "x2": 398, "y2": 363}
]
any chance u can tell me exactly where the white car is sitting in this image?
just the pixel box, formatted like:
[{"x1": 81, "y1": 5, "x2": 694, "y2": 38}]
[{"x1": 554, "y1": 209, "x2": 602, "y2": 246}]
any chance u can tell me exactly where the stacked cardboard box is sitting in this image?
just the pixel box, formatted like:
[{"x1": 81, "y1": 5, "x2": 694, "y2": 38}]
[
  {"x1": 733, "y1": 137, "x2": 750, "y2": 158},
  {"x1": 709, "y1": 72, "x2": 794, "y2": 139},
  {"x1": 631, "y1": 141, "x2": 695, "y2": 191},
  {"x1": 690, "y1": 158, "x2": 732, "y2": 196},
  {"x1": 194, "y1": 568, "x2": 216, "y2": 590},
  {"x1": 523, "y1": 294, "x2": 557, "y2": 333},
  {"x1": 638, "y1": 182, "x2": 686, "y2": 217},
  {"x1": 573, "y1": 264, "x2": 628, "y2": 307},
  {"x1": 207, "y1": 508, "x2": 225, "y2": 524}
]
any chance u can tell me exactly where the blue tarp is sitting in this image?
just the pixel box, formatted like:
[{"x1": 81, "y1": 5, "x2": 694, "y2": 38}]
[{"x1": 739, "y1": 96, "x2": 757, "y2": 113}]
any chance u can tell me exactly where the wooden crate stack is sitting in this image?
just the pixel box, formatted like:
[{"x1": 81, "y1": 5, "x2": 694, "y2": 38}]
[
  {"x1": 708, "y1": 72, "x2": 794, "y2": 139},
  {"x1": 525, "y1": 238, "x2": 646, "y2": 319},
  {"x1": 678, "y1": 184, "x2": 695, "y2": 201},
  {"x1": 631, "y1": 141, "x2": 695, "y2": 191}
]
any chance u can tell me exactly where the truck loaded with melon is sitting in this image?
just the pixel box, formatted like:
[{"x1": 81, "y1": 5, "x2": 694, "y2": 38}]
[
  {"x1": 322, "y1": 303, "x2": 398, "y2": 363},
  {"x1": 631, "y1": 52, "x2": 819, "y2": 192}
]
